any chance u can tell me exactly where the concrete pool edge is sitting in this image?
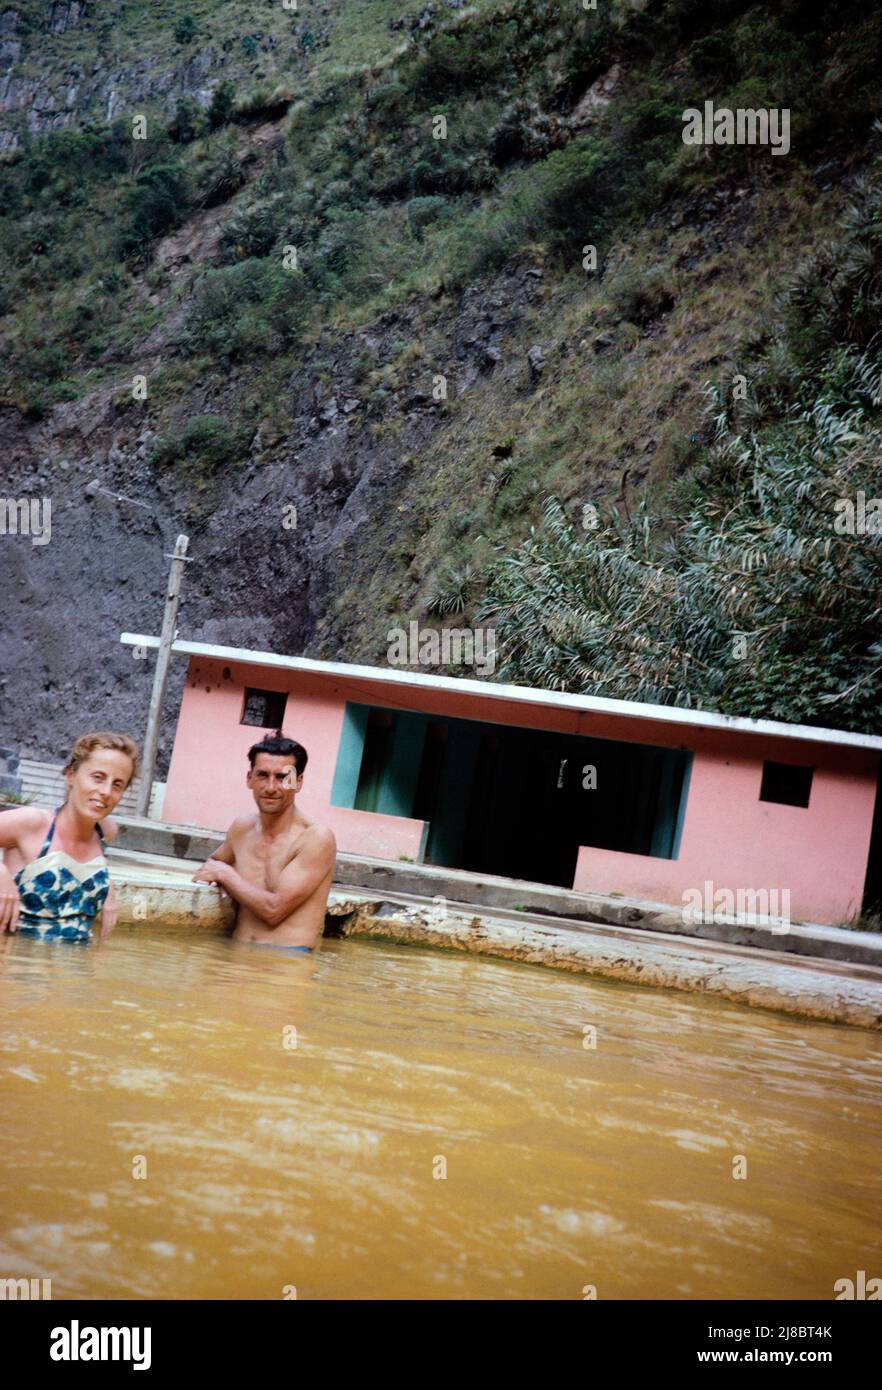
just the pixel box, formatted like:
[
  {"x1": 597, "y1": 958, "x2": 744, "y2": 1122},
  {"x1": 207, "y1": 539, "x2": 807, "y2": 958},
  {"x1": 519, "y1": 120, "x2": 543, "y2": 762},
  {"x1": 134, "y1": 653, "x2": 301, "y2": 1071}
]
[
  {"x1": 107, "y1": 867, "x2": 882, "y2": 1032},
  {"x1": 325, "y1": 896, "x2": 882, "y2": 1032},
  {"x1": 105, "y1": 840, "x2": 882, "y2": 967}
]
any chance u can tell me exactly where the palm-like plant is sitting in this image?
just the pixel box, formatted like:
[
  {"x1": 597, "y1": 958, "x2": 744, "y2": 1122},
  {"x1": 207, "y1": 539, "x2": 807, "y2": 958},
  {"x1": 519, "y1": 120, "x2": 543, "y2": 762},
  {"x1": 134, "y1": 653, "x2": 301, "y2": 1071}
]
[{"x1": 478, "y1": 178, "x2": 882, "y2": 732}]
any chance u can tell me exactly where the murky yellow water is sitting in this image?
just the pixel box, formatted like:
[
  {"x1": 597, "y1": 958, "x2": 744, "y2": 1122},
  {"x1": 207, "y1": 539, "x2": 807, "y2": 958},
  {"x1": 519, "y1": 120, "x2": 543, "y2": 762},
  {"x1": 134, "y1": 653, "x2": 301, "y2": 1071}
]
[{"x1": 1, "y1": 926, "x2": 880, "y2": 1300}]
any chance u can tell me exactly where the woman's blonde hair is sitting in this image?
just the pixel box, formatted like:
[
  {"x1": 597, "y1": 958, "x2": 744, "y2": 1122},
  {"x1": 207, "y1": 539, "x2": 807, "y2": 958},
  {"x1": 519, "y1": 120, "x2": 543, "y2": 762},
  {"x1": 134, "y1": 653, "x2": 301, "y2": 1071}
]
[{"x1": 63, "y1": 732, "x2": 140, "y2": 787}]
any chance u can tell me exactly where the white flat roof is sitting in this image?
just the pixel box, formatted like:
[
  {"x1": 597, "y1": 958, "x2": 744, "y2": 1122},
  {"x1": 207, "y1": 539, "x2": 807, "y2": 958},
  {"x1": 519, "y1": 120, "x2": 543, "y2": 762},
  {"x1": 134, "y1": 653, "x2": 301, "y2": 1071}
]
[{"x1": 120, "y1": 633, "x2": 882, "y2": 752}]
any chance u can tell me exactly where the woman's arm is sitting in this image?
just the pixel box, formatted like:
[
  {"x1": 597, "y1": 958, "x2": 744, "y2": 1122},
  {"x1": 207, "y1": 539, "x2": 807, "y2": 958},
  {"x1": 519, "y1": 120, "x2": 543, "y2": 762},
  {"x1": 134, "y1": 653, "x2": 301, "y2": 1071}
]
[
  {"x1": 0, "y1": 861, "x2": 21, "y2": 933},
  {"x1": 99, "y1": 883, "x2": 118, "y2": 941},
  {"x1": 101, "y1": 816, "x2": 120, "y2": 844},
  {"x1": 98, "y1": 817, "x2": 120, "y2": 939},
  {"x1": 0, "y1": 807, "x2": 45, "y2": 933}
]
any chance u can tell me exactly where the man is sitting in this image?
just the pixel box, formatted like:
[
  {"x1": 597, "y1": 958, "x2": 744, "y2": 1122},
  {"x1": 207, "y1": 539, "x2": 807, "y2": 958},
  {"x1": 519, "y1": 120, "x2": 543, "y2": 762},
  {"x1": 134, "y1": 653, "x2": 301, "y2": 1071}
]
[{"x1": 193, "y1": 734, "x2": 336, "y2": 953}]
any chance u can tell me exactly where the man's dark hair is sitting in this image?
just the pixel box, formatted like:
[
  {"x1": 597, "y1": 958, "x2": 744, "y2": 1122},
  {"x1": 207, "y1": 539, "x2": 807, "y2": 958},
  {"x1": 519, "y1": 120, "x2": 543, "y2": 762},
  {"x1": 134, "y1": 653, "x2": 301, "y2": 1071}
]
[{"x1": 247, "y1": 733, "x2": 308, "y2": 776}]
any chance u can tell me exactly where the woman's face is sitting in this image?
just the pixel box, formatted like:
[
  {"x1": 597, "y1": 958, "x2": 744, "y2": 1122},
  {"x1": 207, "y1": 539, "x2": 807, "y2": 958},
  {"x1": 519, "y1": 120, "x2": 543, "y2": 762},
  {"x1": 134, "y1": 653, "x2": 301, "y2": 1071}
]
[{"x1": 65, "y1": 749, "x2": 134, "y2": 820}]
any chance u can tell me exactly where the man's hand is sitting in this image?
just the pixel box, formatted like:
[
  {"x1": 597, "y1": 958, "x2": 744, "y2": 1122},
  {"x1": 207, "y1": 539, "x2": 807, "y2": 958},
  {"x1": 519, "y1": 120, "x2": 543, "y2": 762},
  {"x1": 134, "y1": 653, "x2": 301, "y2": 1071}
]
[
  {"x1": 0, "y1": 864, "x2": 21, "y2": 934},
  {"x1": 193, "y1": 859, "x2": 230, "y2": 887},
  {"x1": 99, "y1": 886, "x2": 118, "y2": 941}
]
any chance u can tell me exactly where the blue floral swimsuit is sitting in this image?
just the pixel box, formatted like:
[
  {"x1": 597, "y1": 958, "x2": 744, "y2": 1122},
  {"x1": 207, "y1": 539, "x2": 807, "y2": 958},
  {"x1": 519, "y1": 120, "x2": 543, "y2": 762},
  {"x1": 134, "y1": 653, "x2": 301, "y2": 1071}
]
[{"x1": 14, "y1": 809, "x2": 110, "y2": 941}]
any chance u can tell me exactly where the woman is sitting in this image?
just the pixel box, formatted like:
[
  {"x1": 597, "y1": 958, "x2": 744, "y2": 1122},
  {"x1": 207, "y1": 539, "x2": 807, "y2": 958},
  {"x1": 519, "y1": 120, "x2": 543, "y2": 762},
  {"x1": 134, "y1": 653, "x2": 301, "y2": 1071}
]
[{"x1": 0, "y1": 731, "x2": 139, "y2": 941}]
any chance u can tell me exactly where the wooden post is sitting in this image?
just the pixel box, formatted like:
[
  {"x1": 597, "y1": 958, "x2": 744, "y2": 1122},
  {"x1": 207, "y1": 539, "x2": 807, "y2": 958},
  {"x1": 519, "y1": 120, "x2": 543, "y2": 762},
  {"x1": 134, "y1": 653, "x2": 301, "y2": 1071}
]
[{"x1": 136, "y1": 534, "x2": 189, "y2": 818}]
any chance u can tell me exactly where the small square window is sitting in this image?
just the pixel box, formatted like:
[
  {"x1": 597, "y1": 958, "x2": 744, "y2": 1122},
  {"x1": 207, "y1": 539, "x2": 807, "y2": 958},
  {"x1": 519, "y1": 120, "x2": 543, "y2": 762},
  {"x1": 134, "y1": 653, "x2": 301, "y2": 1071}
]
[
  {"x1": 241, "y1": 688, "x2": 288, "y2": 729},
  {"x1": 760, "y1": 761, "x2": 813, "y2": 808}
]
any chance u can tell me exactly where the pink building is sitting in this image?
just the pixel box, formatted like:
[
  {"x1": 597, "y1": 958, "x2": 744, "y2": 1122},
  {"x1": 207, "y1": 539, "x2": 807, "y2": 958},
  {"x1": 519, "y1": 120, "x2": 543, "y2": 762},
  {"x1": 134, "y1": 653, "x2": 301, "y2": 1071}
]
[{"x1": 121, "y1": 634, "x2": 882, "y2": 926}]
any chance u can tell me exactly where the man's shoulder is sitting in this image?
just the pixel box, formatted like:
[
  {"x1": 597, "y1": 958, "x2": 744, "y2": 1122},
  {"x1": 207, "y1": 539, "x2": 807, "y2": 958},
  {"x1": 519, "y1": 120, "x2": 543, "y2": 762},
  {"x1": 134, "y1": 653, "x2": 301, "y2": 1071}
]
[
  {"x1": 292, "y1": 821, "x2": 336, "y2": 855},
  {"x1": 228, "y1": 813, "x2": 257, "y2": 837}
]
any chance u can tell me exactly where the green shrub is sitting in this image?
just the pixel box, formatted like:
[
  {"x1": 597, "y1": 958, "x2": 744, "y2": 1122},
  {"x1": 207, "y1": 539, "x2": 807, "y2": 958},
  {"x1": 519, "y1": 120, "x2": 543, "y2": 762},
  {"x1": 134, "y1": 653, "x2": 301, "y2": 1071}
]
[
  {"x1": 118, "y1": 161, "x2": 189, "y2": 256},
  {"x1": 184, "y1": 257, "x2": 307, "y2": 360},
  {"x1": 1, "y1": 124, "x2": 129, "y2": 216},
  {"x1": 536, "y1": 135, "x2": 615, "y2": 244},
  {"x1": 367, "y1": 82, "x2": 410, "y2": 122},
  {"x1": 194, "y1": 137, "x2": 248, "y2": 208},
  {"x1": 174, "y1": 15, "x2": 197, "y2": 45},
  {"x1": 446, "y1": 180, "x2": 537, "y2": 282},
  {"x1": 168, "y1": 97, "x2": 205, "y2": 144},
  {"x1": 406, "y1": 195, "x2": 451, "y2": 239},
  {"x1": 219, "y1": 194, "x2": 288, "y2": 260},
  {"x1": 233, "y1": 82, "x2": 295, "y2": 122},
  {"x1": 148, "y1": 416, "x2": 249, "y2": 472},
  {"x1": 208, "y1": 81, "x2": 236, "y2": 130},
  {"x1": 606, "y1": 264, "x2": 676, "y2": 327},
  {"x1": 44, "y1": 380, "x2": 79, "y2": 405},
  {"x1": 412, "y1": 20, "x2": 512, "y2": 98},
  {"x1": 315, "y1": 178, "x2": 357, "y2": 216},
  {"x1": 18, "y1": 341, "x2": 68, "y2": 383},
  {"x1": 688, "y1": 29, "x2": 738, "y2": 82},
  {"x1": 558, "y1": 13, "x2": 614, "y2": 102},
  {"x1": 307, "y1": 207, "x2": 370, "y2": 296}
]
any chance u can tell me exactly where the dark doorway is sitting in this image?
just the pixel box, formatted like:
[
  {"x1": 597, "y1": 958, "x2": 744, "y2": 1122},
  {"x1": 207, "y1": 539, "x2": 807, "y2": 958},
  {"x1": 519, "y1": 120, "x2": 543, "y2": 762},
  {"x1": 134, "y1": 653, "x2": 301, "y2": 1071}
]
[
  {"x1": 861, "y1": 759, "x2": 882, "y2": 917},
  {"x1": 419, "y1": 718, "x2": 691, "y2": 888},
  {"x1": 333, "y1": 702, "x2": 692, "y2": 890}
]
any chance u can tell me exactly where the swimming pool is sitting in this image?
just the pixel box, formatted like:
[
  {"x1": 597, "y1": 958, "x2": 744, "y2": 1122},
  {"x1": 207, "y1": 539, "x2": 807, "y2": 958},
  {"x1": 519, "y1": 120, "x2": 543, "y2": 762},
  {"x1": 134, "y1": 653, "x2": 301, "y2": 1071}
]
[{"x1": 1, "y1": 926, "x2": 880, "y2": 1299}]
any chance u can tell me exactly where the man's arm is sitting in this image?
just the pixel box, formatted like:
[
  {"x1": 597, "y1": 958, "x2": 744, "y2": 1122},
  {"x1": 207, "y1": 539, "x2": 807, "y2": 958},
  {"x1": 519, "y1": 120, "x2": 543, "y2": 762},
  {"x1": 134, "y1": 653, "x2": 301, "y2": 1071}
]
[
  {"x1": 202, "y1": 828, "x2": 336, "y2": 928},
  {"x1": 208, "y1": 835, "x2": 237, "y2": 865},
  {"x1": 191, "y1": 820, "x2": 243, "y2": 882}
]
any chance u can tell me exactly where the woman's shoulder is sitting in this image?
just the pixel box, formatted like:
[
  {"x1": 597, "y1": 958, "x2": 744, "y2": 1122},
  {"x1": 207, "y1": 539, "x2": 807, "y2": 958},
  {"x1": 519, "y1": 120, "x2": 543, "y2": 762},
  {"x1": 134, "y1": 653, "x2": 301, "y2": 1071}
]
[
  {"x1": 1, "y1": 803, "x2": 51, "y2": 834},
  {"x1": 23, "y1": 805, "x2": 53, "y2": 837},
  {"x1": 0, "y1": 804, "x2": 51, "y2": 854}
]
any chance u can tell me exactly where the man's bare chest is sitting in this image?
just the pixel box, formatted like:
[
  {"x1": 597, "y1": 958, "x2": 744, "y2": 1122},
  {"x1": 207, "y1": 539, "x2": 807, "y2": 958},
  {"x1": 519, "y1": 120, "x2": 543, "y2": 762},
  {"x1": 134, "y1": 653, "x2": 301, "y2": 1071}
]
[{"x1": 236, "y1": 831, "x2": 302, "y2": 887}]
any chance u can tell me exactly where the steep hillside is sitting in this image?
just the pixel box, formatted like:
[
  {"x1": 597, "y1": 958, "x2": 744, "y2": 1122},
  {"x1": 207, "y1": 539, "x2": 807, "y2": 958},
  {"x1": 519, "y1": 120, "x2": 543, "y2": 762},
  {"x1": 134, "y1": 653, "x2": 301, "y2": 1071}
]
[{"x1": 1, "y1": 0, "x2": 881, "y2": 767}]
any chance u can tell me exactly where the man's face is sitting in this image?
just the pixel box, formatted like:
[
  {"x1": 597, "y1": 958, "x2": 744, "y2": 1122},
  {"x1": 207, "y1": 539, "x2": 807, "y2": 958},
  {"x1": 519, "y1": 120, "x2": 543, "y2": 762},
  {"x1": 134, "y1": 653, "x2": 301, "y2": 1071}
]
[{"x1": 247, "y1": 753, "x2": 301, "y2": 814}]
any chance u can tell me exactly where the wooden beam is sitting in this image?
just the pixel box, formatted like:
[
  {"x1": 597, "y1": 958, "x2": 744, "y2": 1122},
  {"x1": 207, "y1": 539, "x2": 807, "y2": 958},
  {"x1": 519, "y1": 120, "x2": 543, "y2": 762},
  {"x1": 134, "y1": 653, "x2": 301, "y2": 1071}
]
[{"x1": 136, "y1": 535, "x2": 189, "y2": 818}]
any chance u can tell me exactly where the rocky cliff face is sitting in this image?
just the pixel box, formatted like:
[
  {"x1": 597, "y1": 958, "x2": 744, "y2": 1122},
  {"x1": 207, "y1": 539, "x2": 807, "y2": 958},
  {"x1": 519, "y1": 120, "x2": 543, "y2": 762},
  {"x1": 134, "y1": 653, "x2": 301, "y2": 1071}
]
[
  {"x1": 1, "y1": 0, "x2": 878, "y2": 768},
  {"x1": 0, "y1": 0, "x2": 324, "y2": 151},
  {"x1": 0, "y1": 213, "x2": 548, "y2": 771},
  {"x1": 4, "y1": 4, "x2": 184, "y2": 150}
]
